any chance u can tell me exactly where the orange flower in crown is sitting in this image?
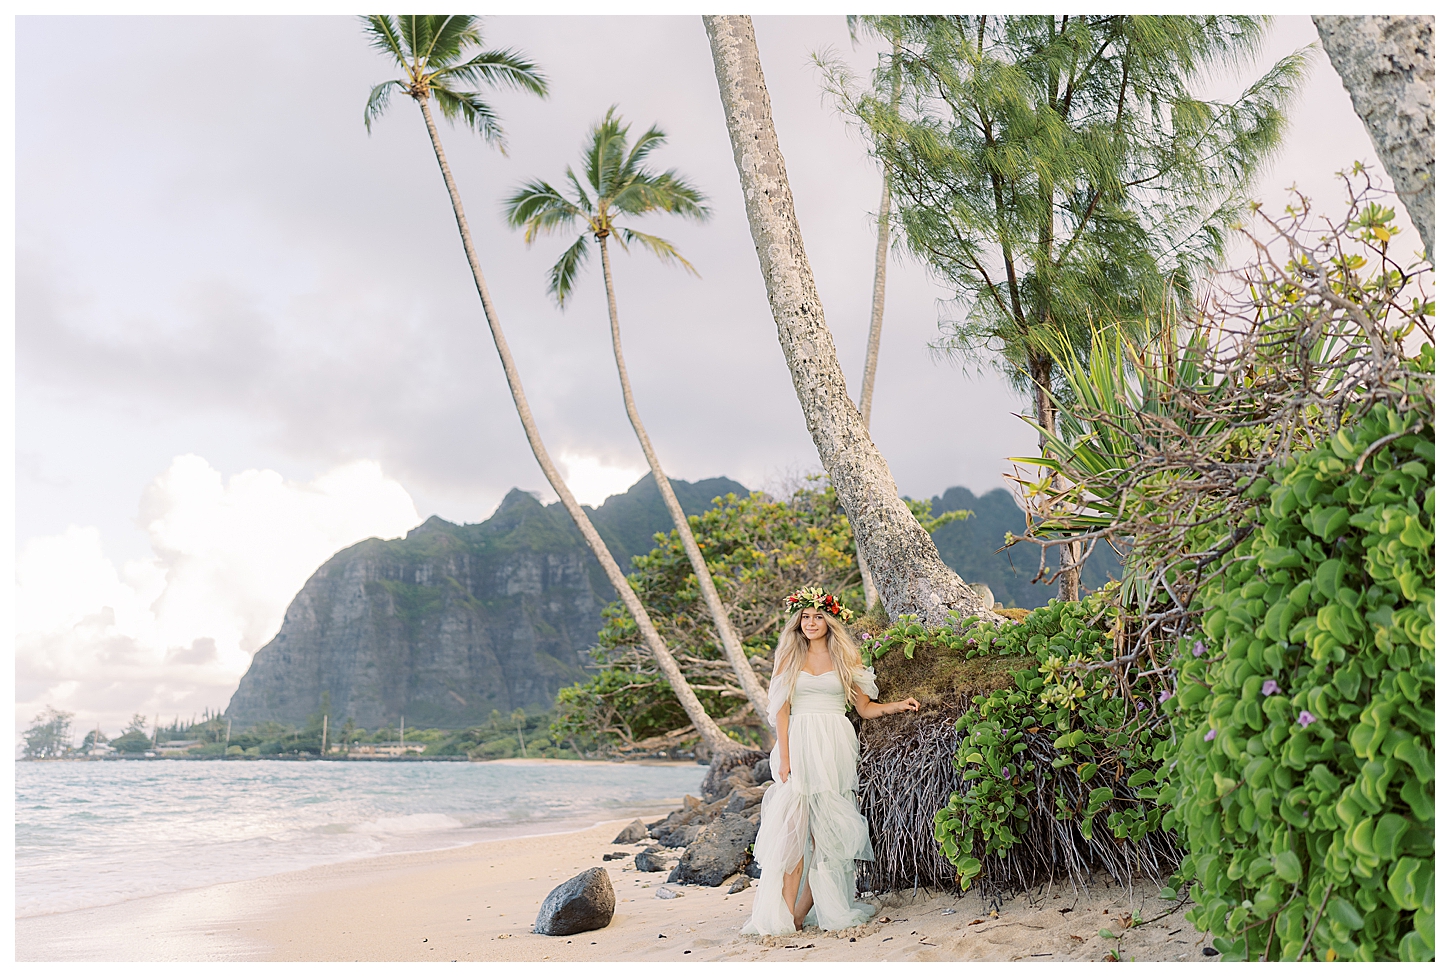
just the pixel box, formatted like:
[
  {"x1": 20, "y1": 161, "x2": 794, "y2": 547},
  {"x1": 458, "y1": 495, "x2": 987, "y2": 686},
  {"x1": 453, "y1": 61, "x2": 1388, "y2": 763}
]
[{"x1": 783, "y1": 586, "x2": 854, "y2": 623}]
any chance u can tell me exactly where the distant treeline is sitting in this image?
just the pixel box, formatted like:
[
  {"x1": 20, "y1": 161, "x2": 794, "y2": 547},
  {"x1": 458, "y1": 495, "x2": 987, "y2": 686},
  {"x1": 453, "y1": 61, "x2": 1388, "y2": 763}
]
[{"x1": 20, "y1": 700, "x2": 616, "y2": 761}]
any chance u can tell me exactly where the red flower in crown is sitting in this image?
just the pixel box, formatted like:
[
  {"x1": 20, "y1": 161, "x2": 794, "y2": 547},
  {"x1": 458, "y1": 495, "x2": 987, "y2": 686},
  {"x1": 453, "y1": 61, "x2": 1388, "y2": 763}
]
[{"x1": 782, "y1": 586, "x2": 854, "y2": 623}]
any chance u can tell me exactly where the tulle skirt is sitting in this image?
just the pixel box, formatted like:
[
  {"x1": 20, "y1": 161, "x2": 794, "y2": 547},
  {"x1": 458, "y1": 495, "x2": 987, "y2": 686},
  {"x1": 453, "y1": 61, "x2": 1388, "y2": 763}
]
[{"x1": 742, "y1": 711, "x2": 876, "y2": 935}]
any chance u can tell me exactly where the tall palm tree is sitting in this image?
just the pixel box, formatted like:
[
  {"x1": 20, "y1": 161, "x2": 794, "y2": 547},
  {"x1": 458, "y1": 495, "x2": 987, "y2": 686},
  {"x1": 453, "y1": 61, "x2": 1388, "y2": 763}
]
[
  {"x1": 361, "y1": 15, "x2": 741, "y2": 757},
  {"x1": 842, "y1": 21, "x2": 904, "y2": 613},
  {"x1": 703, "y1": 14, "x2": 999, "y2": 627},
  {"x1": 502, "y1": 109, "x2": 773, "y2": 727}
]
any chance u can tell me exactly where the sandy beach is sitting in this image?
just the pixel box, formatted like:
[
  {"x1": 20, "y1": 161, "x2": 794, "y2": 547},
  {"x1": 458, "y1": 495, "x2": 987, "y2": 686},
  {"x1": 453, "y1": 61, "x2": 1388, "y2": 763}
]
[{"x1": 18, "y1": 814, "x2": 1208, "y2": 963}]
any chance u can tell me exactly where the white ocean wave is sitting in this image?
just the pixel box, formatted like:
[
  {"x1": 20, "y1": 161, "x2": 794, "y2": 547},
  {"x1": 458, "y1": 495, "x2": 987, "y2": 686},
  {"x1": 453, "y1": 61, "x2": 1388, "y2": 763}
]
[{"x1": 349, "y1": 812, "x2": 465, "y2": 836}]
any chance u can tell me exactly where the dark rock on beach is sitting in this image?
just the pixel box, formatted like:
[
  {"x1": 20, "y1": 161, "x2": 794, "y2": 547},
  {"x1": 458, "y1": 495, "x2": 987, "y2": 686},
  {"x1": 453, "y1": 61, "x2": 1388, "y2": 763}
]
[
  {"x1": 660, "y1": 824, "x2": 701, "y2": 849},
  {"x1": 534, "y1": 867, "x2": 616, "y2": 936},
  {"x1": 612, "y1": 819, "x2": 648, "y2": 844},
  {"x1": 668, "y1": 812, "x2": 759, "y2": 888},
  {"x1": 635, "y1": 849, "x2": 674, "y2": 873},
  {"x1": 700, "y1": 750, "x2": 769, "y2": 802},
  {"x1": 723, "y1": 785, "x2": 765, "y2": 815},
  {"x1": 752, "y1": 757, "x2": 772, "y2": 784}
]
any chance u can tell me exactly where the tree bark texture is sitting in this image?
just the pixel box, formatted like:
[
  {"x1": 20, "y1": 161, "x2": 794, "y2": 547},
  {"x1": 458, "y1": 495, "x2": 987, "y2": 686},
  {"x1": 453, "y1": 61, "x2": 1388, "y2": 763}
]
[
  {"x1": 416, "y1": 100, "x2": 739, "y2": 756},
  {"x1": 1313, "y1": 15, "x2": 1435, "y2": 262},
  {"x1": 597, "y1": 238, "x2": 774, "y2": 725},
  {"x1": 704, "y1": 15, "x2": 997, "y2": 628}
]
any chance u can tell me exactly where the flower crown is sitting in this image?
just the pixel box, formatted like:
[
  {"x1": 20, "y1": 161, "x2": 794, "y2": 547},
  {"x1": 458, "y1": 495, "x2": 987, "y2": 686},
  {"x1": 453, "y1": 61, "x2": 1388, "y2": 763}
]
[{"x1": 784, "y1": 586, "x2": 854, "y2": 623}]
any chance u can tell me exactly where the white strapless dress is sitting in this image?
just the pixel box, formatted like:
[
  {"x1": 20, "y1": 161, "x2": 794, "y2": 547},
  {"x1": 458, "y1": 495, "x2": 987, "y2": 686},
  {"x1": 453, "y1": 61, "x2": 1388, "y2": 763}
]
[{"x1": 742, "y1": 668, "x2": 877, "y2": 935}]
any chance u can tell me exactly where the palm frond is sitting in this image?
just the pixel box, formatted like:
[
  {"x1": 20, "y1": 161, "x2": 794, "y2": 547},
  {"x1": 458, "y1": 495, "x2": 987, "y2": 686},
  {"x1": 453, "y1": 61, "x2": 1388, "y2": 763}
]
[
  {"x1": 583, "y1": 106, "x2": 629, "y2": 200},
  {"x1": 438, "y1": 48, "x2": 549, "y2": 97},
  {"x1": 548, "y1": 234, "x2": 594, "y2": 307},
  {"x1": 617, "y1": 227, "x2": 699, "y2": 276},
  {"x1": 432, "y1": 84, "x2": 505, "y2": 147},
  {"x1": 502, "y1": 179, "x2": 584, "y2": 242},
  {"x1": 397, "y1": 14, "x2": 482, "y2": 69},
  {"x1": 620, "y1": 123, "x2": 668, "y2": 174},
  {"x1": 361, "y1": 15, "x2": 406, "y2": 66},
  {"x1": 364, "y1": 79, "x2": 403, "y2": 132},
  {"x1": 613, "y1": 169, "x2": 710, "y2": 220},
  {"x1": 563, "y1": 166, "x2": 596, "y2": 215}
]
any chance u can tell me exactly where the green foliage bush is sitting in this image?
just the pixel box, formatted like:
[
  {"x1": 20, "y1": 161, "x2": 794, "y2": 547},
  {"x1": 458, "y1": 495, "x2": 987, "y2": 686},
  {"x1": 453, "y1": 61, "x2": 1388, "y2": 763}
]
[
  {"x1": 1159, "y1": 389, "x2": 1435, "y2": 961},
  {"x1": 109, "y1": 730, "x2": 153, "y2": 754},
  {"x1": 552, "y1": 483, "x2": 862, "y2": 753},
  {"x1": 865, "y1": 595, "x2": 1176, "y2": 889}
]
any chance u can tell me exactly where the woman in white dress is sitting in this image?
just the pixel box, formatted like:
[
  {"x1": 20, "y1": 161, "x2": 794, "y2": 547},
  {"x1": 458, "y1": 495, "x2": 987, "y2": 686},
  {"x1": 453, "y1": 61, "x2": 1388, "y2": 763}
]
[{"x1": 742, "y1": 587, "x2": 920, "y2": 935}]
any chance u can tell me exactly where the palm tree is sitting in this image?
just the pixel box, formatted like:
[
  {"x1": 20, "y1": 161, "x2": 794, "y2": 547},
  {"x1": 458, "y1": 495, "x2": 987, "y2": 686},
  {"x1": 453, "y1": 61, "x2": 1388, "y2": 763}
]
[
  {"x1": 361, "y1": 15, "x2": 742, "y2": 758},
  {"x1": 511, "y1": 708, "x2": 528, "y2": 756},
  {"x1": 703, "y1": 14, "x2": 997, "y2": 627},
  {"x1": 502, "y1": 109, "x2": 772, "y2": 728},
  {"x1": 842, "y1": 21, "x2": 904, "y2": 613}
]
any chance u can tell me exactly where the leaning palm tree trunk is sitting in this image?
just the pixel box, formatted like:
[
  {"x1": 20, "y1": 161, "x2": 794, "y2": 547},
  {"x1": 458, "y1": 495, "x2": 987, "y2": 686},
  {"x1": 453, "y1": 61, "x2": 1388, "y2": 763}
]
[
  {"x1": 597, "y1": 238, "x2": 773, "y2": 725},
  {"x1": 415, "y1": 101, "x2": 739, "y2": 757},
  {"x1": 853, "y1": 171, "x2": 891, "y2": 613},
  {"x1": 704, "y1": 14, "x2": 997, "y2": 627},
  {"x1": 1312, "y1": 15, "x2": 1435, "y2": 263},
  {"x1": 854, "y1": 39, "x2": 904, "y2": 614}
]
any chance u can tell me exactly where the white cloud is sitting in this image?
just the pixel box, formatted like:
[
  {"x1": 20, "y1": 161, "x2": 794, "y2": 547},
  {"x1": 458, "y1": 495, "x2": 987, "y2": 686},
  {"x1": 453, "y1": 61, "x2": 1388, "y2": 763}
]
[
  {"x1": 558, "y1": 451, "x2": 648, "y2": 508},
  {"x1": 15, "y1": 455, "x2": 421, "y2": 739}
]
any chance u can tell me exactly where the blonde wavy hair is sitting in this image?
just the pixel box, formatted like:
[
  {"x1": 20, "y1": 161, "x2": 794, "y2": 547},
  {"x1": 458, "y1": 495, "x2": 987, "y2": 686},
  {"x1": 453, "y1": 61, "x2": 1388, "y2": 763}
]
[{"x1": 772, "y1": 605, "x2": 865, "y2": 702}]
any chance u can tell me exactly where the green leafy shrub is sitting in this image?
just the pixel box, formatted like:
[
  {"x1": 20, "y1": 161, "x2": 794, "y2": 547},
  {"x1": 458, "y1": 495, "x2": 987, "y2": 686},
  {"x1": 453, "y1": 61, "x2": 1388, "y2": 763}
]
[
  {"x1": 865, "y1": 595, "x2": 1178, "y2": 891},
  {"x1": 1159, "y1": 391, "x2": 1434, "y2": 961}
]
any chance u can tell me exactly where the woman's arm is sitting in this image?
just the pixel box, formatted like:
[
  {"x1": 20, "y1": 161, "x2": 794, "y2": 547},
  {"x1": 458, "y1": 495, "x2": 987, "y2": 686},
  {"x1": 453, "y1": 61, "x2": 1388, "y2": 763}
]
[{"x1": 853, "y1": 689, "x2": 921, "y2": 720}]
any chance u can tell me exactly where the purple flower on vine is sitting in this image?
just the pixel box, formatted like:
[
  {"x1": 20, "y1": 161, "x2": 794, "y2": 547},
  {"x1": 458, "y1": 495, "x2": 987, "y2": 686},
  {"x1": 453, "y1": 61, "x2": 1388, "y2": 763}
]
[
  {"x1": 1192, "y1": 640, "x2": 1206, "y2": 658},
  {"x1": 1158, "y1": 688, "x2": 1173, "y2": 703},
  {"x1": 1204, "y1": 729, "x2": 1217, "y2": 742},
  {"x1": 1135, "y1": 700, "x2": 1146, "y2": 711},
  {"x1": 1262, "y1": 679, "x2": 1280, "y2": 696},
  {"x1": 861, "y1": 633, "x2": 871, "y2": 641},
  {"x1": 1298, "y1": 710, "x2": 1316, "y2": 728},
  {"x1": 1001, "y1": 766, "x2": 1010, "y2": 779}
]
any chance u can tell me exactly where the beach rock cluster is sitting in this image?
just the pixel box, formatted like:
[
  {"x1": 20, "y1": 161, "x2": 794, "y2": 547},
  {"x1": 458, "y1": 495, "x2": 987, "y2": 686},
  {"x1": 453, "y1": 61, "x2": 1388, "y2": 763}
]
[
  {"x1": 636, "y1": 754, "x2": 775, "y2": 888},
  {"x1": 533, "y1": 866, "x2": 615, "y2": 936}
]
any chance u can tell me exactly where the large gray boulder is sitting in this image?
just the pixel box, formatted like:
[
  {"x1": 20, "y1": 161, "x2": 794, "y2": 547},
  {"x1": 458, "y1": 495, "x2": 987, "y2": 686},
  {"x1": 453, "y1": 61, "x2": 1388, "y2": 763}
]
[
  {"x1": 668, "y1": 813, "x2": 760, "y2": 888},
  {"x1": 533, "y1": 867, "x2": 615, "y2": 936},
  {"x1": 612, "y1": 819, "x2": 648, "y2": 844}
]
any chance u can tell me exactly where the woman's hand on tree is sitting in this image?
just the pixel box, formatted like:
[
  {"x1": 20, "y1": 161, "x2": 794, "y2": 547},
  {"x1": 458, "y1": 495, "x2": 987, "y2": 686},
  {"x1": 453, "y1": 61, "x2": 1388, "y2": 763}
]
[{"x1": 893, "y1": 697, "x2": 920, "y2": 715}]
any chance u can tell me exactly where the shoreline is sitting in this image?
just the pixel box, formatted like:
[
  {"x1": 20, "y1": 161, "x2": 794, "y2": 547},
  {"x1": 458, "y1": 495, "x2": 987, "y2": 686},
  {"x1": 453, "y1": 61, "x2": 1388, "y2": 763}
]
[
  {"x1": 18, "y1": 815, "x2": 1207, "y2": 963},
  {"x1": 19, "y1": 755, "x2": 705, "y2": 764}
]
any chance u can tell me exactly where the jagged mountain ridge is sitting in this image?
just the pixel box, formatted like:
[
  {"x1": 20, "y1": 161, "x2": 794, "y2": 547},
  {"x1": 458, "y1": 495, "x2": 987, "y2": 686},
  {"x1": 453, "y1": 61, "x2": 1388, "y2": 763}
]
[
  {"x1": 224, "y1": 476, "x2": 747, "y2": 731},
  {"x1": 224, "y1": 476, "x2": 1116, "y2": 731},
  {"x1": 928, "y1": 485, "x2": 1121, "y2": 608}
]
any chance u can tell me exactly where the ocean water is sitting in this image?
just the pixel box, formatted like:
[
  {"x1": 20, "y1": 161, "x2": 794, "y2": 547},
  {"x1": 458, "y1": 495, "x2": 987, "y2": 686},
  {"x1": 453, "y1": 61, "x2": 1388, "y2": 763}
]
[{"x1": 15, "y1": 759, "x2": 704, "y2": 918}]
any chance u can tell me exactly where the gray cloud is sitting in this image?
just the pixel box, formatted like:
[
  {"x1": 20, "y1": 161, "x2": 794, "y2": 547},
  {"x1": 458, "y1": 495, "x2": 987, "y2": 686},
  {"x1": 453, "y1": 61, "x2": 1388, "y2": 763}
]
[{"x1": 17, "y1": 15, "x2": 1404, "y2": 560}]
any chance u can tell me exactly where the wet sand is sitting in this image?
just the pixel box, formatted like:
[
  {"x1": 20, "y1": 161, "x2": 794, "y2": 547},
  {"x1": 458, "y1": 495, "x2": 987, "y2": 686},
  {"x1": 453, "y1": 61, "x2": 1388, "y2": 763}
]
[{"x1": 17, "y1": 816, "x2": 1207, "y2": 962}]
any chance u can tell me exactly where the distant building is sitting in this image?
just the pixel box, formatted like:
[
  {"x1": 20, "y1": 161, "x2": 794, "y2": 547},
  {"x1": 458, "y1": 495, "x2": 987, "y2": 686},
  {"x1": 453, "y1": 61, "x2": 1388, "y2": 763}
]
[{"x1": 345, "y1": 743, "x2": 426, "y2": 758}]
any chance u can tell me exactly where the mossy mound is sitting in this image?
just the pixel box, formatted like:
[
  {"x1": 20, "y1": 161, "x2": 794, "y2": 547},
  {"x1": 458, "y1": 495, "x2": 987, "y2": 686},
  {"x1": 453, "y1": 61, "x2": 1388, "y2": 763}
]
[
  {"x1": 869, "y1": 642, "x2": 1035, "y2": 733},
  {"x1": 855, "y1": 597, "x2": 1180, "y2": 899}
]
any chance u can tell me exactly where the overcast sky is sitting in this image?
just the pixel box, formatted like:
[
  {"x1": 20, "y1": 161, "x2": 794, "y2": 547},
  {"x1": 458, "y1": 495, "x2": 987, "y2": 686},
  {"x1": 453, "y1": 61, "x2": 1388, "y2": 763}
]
[{"x1": 14, "y1": 14, "x2": 1420, "y2": 736}]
